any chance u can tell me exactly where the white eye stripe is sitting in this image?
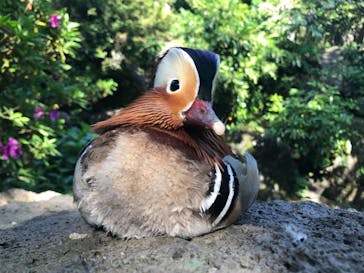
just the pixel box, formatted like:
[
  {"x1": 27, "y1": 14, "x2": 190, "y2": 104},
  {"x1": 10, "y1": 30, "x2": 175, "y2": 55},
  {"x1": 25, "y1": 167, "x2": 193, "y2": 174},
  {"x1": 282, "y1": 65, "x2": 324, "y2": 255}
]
[{"x1": 153, "y1": 48, "x2": 199, "y2": 98}]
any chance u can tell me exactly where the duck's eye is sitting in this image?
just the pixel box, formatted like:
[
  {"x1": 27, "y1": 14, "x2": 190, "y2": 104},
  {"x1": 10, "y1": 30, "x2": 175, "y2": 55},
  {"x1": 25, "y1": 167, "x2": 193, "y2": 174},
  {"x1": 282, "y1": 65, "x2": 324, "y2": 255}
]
[{"x1": 168, "y1": 79, "x2": 180, "y2": 92}]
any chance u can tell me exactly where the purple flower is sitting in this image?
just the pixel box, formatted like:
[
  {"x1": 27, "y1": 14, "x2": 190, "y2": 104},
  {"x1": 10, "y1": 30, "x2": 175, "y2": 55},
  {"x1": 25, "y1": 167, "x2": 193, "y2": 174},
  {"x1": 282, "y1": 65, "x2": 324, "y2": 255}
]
[
  {"x1": 49, "y1": 14, "x2": 62, "y2": 28},
  {"x1": 1, "y1": 138, "x2": 22, "y2": 160},
  {"x1": 49, "y1": 110, "x2": 61, "y2": 121},
  {"x1": 33, "y1": 106, "x2": 44, "y2": 119}
]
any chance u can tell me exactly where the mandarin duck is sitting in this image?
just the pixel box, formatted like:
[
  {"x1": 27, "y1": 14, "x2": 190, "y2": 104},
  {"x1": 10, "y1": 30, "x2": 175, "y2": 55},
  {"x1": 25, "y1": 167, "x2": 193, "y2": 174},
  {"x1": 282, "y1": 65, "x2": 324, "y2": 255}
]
[{"x1": 73, "y1": 47, "x2": 260, "y2": 239}]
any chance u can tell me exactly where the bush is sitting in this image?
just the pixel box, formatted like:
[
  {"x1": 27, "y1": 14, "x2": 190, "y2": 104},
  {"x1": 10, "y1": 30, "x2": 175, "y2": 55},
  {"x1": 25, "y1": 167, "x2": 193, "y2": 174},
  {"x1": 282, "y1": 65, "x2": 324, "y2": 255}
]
[
  {"x1": 0, "y1": 0, "x2": 175, "y2": 192},
  {"x1": 55, "y1": 0, "x2": 175, "y2": 113},
  {"x1": 0, "y1": 0, "x2": 103, "y2": 191},
  {"x1": 267, "y1": 86, "x2": 353, "y2": 174},
  {"x1": 259, "y1": 0, "x2": 361, "y2": 195}
]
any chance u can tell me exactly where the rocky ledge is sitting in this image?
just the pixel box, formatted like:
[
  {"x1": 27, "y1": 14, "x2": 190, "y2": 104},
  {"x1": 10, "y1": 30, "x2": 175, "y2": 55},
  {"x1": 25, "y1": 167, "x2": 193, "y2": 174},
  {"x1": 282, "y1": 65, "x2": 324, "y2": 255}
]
[{"x1": 0, "y1": 189, "x2": 363, "y2": 273}]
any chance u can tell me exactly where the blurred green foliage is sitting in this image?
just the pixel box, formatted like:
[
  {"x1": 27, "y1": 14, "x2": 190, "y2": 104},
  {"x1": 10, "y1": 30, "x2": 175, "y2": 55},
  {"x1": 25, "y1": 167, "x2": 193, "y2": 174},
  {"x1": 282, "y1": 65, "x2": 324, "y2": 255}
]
[
  {"x1": 0, "y1": 0, "x2": 101, "y2": 191},
  {"x1": 54, "y1": 0, "x2": 175, "y2": 107},
  {"x1": 267, "y1": 86, "x2": 353, "y2": 172},
  {"x1": 0, "y1": 0, "x2": 363, "y2": 204}
]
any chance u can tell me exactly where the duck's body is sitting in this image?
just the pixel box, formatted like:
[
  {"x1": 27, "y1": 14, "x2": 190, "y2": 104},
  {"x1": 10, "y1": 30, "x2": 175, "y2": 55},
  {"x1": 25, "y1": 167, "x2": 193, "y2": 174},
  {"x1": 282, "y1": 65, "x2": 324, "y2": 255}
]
[{"x1": 74, "y1": 47, "x2": 259, "y2": 238}]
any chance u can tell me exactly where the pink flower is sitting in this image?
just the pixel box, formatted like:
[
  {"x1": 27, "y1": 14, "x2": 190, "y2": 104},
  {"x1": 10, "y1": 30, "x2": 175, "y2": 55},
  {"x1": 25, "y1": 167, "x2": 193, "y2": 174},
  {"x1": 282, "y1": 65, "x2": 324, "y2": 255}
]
[
  {"x1": 49, "y1": 110, "x2": 61, "y2": 121},
  {"x1": 49, "y1": 14, "x2": 62, "y2": 28},
  {"x1": 1, "y1": 138, "x2": 22, "y2": 160},
  {"x1": 33, "y1": 106, "x2": 44, "y2": 119}
]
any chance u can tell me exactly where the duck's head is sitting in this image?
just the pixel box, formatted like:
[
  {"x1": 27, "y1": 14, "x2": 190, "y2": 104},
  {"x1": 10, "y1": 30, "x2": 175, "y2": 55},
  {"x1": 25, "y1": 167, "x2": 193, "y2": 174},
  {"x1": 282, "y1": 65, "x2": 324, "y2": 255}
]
[
  {"x1": 93, "y1": 47, "x2": 225, "y2": 136},
  {"x1": 153, "y1": 47, "x2": 225, "y2": 135}
]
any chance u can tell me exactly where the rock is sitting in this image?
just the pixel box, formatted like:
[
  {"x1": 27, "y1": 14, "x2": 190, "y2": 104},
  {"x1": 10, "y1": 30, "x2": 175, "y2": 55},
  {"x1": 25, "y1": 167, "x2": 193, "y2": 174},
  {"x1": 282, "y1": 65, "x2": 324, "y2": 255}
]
[
  {"x1": 0, "y1": 192, "x2": 73, "y2": 230},
  {"x1": 0, "y1": 188, "x2": 60, "y2": 206},
  {"x1": 0, "y1": 190, "x2": 363, "y2": 273}
]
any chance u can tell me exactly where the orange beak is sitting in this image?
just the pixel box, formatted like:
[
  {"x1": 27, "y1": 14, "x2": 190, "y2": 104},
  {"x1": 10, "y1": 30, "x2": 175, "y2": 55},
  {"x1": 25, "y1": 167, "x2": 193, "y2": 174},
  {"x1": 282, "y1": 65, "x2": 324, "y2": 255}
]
[{"x1": 184, "y1": 99, "x2": 225, "y2": 135}]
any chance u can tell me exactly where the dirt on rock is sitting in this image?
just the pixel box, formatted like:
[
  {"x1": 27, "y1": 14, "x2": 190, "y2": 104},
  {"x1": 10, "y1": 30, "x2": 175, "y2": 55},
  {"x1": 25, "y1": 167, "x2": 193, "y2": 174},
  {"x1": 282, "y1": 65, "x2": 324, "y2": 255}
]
[{"x1": 0, "y1": 190, "x2": 363, "y2": 273}]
